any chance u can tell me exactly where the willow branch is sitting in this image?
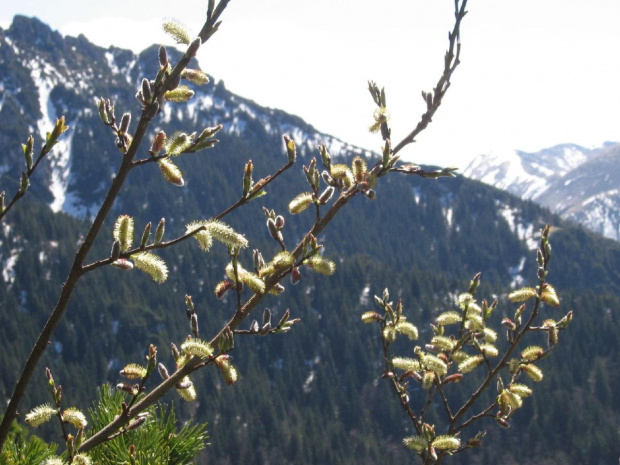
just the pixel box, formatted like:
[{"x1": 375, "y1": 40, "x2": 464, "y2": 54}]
[
  {"x1": 81, "y1": 159, "x2": 294, "y2": 273},
  {"x1": 0, "y1": 1, "x2": 231, "y2": 451},
  {"x1": 392, "y1": 0, "x2": 467, "y2": 156},
  {"x1": 79, "y1": 185, "x2": 360, "y2": 453}
]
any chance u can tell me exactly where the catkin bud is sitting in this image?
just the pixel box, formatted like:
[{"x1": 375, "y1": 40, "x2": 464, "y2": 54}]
[
  {"x1": 187, "y1": 37, "x2": 202, "y2": 57},
  {"x1": 110, "y1": 240, "x2": 121, "y2": 261},
  {"x1": 274, "y1": 215, "x2": 285, "y2": 229},
  {"x1": 215, "y1": 280, "x2": 234, "y2": 299},
  {"x1": 318, "y1": 186, "x2": 335, "y2": 204},
  {"x1": 158, "y1": 363, "x2": 170, "y2": 380},
  {"x1": 290, "y1": 267, "x2": 301, "y2": 285},
  {"x1": 159, "y1": 46, "x2": 168, "y2": 68},
  {"x1": 144, "y1": 102, "x2": 159, "y2": 120},
  {"x1": 266, "y1": 218, "x2": 283, "y2": 243},
  {"x1": 141, "y1": 78, "x2": 152, "y2": 104},
  {"x1": 283, "y1": 135, "x2": 296, "y2": 163}
]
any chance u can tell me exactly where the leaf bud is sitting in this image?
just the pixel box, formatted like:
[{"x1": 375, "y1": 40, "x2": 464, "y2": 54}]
[
  {"x1": 544, "y1": 241, "x2": 552, "y2": 263},
  {"x1": 219, "y1": 326, "x2": 235, "y2": 352},
  {"x1": 154, "y1": 218, "x2": 165, "y2": 244},
  {"x1": 97, "y1": 97, "x2": 109, "y2": 124},
  {"x1": 0, "y1": 191, "x2": 5, "y2": 213},
  {"x1": 19, "y1": 171, "x2": 29, "y2": 195},
  {"x1": 266, "y1": 218, "x2": 283, "y2": 243},
  {"x1": 556, "y1": 310, "x2": 573, "y2": 330},
  {"x1": 22, "y1": 135, "x2": 34, "y2": 171},
  {"x1": 262, "y1": 308, "x2": 272, "y2": 326},
  {"x1": 283, "y1": 135, "x2": 296, "y2": 163},
  {"x1": 110, "y1": 240, "x2": 121, "y2": 261},
  {"x1": 119, "y1": 113, "x2": 131, "y2": 135},
  {"x1": 318, "y1": 144, "x2": 331, "y2": 171},
  {"x1": 249, "y1": 320, "x2": 259, "y2": 333},
  {"x1": 104, "y1": 99, "x2": 115, "y2": 124},
  {"x1": 45, "y1": 367, "x2": 54, "y2": 386},
  {"x1": 171, "y1": 343, "x2": 180, "y2": 361},
  {"x1": 253, "y1": 249, "x2": 265, "y2": 272},
  {"x1": 140, "y1": 222, "x2": 151, "y2": 248},
  {"x1": 321, "y1": 170, "x2": 335, "y2": 186},
  {"x1": 243, "y1": 160, "x2": 253, "y2": 196}
]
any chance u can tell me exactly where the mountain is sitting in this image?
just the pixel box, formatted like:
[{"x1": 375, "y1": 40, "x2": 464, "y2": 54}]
[
  {"x1": 1, "y1": 16, "x2": 620, "y2": 465},
  {"x1": 463, "y1": 142, "x2": 620, "y2": 240},
  {"x1": 0, "y1": 15, "x2": 369, "y2": 219}
]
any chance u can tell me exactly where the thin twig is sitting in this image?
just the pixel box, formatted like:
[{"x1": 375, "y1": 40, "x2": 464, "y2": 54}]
[{"x1": 392, "y1": 0, "x2": 468, "y2": 157}]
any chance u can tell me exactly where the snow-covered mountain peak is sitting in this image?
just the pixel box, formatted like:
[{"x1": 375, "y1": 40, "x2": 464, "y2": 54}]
[{"x1": 463, "y1": 142, "x2": 620, "y2": 241}]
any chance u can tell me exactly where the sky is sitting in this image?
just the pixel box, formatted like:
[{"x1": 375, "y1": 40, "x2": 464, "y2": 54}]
[{"x1": 1, "y1": 1, "x2": 619, "y2": 169}]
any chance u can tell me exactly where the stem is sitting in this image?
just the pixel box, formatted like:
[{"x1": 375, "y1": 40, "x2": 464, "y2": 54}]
[{"x1": 392, "y1": 0, "x2": 467, "y2": 157}]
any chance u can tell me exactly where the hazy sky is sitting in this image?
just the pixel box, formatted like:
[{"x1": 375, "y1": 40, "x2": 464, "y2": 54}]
[{"x1": 2, "y1": 1, "x2": 619, "y2": 168}]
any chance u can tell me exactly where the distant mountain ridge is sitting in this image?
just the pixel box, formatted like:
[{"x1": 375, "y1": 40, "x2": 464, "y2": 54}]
[
  {"x1": 0, "y1": 15, "x2": 370, "y2": 219},
  {"x1": 463, "y1": 142, "x2": 620, "y2": 240}
]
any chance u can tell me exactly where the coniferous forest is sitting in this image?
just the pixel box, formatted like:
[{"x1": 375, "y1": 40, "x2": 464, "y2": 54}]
[{"x1": 0, "y1": 3, "x2": 619, "y2": 464}]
